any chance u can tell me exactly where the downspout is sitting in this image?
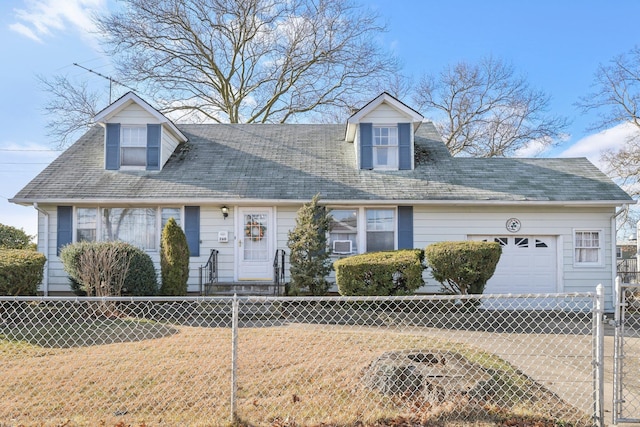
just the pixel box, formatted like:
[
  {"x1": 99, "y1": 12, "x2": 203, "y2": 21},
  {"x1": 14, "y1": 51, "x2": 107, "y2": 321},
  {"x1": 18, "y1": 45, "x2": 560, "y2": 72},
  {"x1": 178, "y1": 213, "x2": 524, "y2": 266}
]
[
  {"x1": 611, "y1": 204, "x2": 629, "y2": 310},
  {"x1": 33, "y1": 203, "x2": 49, "y2": 296}
]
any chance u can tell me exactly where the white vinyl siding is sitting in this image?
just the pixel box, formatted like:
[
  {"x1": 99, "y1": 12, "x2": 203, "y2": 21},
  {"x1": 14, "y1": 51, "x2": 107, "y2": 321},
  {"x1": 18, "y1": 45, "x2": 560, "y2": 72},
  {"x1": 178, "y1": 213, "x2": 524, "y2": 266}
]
[
  {"x1": 412, "y1": 205, "x2": 615, "y2": 309},
  {"x1": 38, "y1": 203, "x2": 618, "y2": 311},
  {"x1": 359, "y1": 103, "x2": 409, "y2": 123}
]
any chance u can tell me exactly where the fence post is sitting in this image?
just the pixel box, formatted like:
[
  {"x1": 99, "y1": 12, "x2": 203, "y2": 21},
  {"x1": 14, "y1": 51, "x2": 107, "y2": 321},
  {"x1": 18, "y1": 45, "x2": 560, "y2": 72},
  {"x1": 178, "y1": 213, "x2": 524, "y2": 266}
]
[
  {"x1": 595, "y1": 284, "x2": 605, "y2": 427},
  {"x1": 231, "y1": 294, "x2": 239, "y2": 423},
  {"x1": 612, "y1": 276, "x2": 623, "y2": 424}
]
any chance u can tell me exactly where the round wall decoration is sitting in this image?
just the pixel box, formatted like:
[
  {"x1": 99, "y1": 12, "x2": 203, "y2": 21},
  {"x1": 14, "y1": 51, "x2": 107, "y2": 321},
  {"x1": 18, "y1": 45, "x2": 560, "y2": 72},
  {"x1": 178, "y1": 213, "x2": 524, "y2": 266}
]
[
  {"x1": 245, "y1": 221, "x2": 266, "y2": 241},
  {"x1": 506, "y1": 218, "x2": 521, "y2": 233}
]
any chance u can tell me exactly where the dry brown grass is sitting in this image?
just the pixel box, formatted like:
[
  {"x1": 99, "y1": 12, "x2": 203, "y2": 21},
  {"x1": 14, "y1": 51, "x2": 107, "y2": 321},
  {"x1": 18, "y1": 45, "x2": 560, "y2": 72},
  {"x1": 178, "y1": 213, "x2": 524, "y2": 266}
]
[{"x1": 0, "y1": 317, "x2": 590, "y2": 427}]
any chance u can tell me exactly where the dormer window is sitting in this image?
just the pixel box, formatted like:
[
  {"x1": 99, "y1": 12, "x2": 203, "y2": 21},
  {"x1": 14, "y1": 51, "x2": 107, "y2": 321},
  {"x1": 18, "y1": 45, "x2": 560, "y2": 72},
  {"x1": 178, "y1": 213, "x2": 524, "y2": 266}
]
[
  {"x1": 373, "y1": 126, "x2": 398, "y2": 169},
  {"x1": 105, "y1": 123, "x2": 161, "y2": 171},
  {"x1": 121, "y1": 126, "x2": 147, "y2": 167},
  {"x1": 344, "y1": 92, "x2": 424, "y2": 171},
  {"x1": 96, "y1": 92, "x2": 188, "y2": 172},
  {"x1": 359, "y1": 122, "x2": 411, "y2": 171}
]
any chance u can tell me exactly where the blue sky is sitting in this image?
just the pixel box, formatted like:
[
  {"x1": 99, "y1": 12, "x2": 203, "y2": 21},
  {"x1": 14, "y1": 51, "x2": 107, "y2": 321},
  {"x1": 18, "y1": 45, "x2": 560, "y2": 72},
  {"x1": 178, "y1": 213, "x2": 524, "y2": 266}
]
[{"x1": 1, "y1": 0, "x2": 639, "y2": 238}]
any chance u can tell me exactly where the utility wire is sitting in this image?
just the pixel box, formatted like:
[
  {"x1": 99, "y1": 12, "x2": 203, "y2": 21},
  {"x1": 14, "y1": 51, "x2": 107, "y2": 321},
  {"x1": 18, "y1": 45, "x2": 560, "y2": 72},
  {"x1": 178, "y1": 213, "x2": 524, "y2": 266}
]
[{"x1": 0, "y1": 148, "x2": 61, "y2": 152}]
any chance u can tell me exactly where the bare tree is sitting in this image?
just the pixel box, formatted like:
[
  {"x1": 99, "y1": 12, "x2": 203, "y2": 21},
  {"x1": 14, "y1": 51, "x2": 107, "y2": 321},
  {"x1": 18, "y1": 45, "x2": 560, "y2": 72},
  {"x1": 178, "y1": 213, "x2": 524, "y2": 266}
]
[
  {"x1": 578, "y1": 46, "x2": 640, "y2": 199},
  {"x1": 578, "y1": 45, "x2": 640, "y2": 131},
  {"x1": 38, "y1": 75, "x2": 105, "y2": 149},
  {"x1": 413, "y1": 56, "x2": 569, "y2": 157},
  {"x1": 92, "y1": 0, "x2": 398, "y2": 125}
]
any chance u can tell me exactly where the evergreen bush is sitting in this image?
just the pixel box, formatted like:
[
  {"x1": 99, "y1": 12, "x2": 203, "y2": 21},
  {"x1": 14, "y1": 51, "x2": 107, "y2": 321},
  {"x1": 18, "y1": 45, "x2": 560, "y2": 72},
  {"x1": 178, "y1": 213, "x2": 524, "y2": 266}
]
[
  {"x1": 334, "y1": 249, "x2": 424, "y2": 296},
  {"x1": 425, "y1": 240, "x2": 501, "y2": 295},
  {"x1": 160, "y1": 217, "x2": 190, "y2": 296},
  {"x1": 287, "y1": 194, "x2": 333, "y2": 295},
  {"x1": 0, "y1": 249, "x2": 46, "y2": 295}
]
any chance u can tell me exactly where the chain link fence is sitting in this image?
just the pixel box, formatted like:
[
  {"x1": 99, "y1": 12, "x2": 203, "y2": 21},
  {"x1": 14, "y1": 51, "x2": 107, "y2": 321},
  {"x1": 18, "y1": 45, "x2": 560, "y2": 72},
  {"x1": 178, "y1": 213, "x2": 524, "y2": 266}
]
[
  {"x1": 614, "y1": 282, "x2": 640, "y2": 423},
  {"x1": 0, "y1": 293, "x2": 603, "y2": 426}
]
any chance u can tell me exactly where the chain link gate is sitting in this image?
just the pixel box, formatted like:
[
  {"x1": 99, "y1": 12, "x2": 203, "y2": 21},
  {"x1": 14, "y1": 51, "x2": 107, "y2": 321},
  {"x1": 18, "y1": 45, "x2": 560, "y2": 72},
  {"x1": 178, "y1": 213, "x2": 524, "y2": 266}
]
[{"x1": 613, "y1": 277, "x2": 640, "y2": 424}]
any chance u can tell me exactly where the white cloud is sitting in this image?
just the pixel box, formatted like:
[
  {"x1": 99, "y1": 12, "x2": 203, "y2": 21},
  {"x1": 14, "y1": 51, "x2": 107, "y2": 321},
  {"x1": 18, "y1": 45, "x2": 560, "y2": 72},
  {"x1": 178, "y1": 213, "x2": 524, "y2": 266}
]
[
  {"x1": 10, "y1": 0, "x2": 106, "y2": 43},
  {"x1": 8, "y1": 22, "x2": 42, "y2": 42},
  {"x1": 557, "y1": 122, "x2": 638, "y2": 171},
  {"x1": 514, "y1": 136, "x2": 553, "y2": 158}
]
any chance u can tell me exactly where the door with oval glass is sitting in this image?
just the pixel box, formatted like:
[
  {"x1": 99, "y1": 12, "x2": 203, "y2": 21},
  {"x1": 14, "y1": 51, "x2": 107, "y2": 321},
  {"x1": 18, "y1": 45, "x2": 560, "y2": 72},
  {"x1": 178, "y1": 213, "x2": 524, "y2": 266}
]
[{"x1": 237, "y1": 208, "x2": 273, "y2": 281}]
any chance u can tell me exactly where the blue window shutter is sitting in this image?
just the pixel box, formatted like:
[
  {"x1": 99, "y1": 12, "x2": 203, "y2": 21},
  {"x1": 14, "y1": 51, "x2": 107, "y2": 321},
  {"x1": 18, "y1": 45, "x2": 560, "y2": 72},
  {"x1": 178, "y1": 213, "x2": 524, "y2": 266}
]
[
  {"x1": 397, "y1": 206, "x2": 413, "y2": 249},
  {"x1": 105, "y1": 123, "x2": 120, "y2": 170},
  {"x1": 360, "y1": 123, "x2": 373, "y2": 170},
  {"x1": 147, "y1": 124, "x2": 161, "y2": 170},
  {"x1": 398, "y1": 123, "x2": 411, "y2": 170},
  {"x1": 57, "y1": 206, "x2": 73, "y2": 255},
  {"x1": 184, "y1": 206, "x2": 200, "y2": 257}
]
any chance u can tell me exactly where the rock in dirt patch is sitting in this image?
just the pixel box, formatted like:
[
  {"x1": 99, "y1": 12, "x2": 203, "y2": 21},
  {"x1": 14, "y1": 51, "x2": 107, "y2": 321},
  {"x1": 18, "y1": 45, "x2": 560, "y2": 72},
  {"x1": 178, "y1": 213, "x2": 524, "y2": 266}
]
[{"x1": 362, "y1": 350, "x2": 492, "y2": 402}]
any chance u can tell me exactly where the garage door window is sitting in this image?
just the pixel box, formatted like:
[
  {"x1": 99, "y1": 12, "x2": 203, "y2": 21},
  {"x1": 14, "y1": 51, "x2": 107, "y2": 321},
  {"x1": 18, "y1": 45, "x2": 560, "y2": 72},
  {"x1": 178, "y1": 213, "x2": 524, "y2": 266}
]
[{"x1": 574, "y1": 230, "x2": 602, "y2": 266}]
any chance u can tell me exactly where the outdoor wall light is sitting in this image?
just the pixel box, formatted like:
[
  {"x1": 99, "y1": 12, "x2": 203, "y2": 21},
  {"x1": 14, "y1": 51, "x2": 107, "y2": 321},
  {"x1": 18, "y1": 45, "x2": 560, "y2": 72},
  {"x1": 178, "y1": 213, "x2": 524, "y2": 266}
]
[{"x1": 221, "y1": 206, "x2": 229, "y2": 220}]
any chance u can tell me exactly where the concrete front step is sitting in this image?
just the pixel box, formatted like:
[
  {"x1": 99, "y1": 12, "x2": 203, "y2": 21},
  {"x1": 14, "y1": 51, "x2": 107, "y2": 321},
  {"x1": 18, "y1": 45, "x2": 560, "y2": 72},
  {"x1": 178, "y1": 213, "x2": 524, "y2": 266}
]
[{"x1": 203, "y1": 282, "x2": 283, "y2": 296}]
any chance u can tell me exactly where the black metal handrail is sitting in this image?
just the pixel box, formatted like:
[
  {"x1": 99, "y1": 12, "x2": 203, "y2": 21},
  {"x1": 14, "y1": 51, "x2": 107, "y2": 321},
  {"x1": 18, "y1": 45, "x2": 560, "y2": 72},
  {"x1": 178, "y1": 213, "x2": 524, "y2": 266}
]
[
  {"x1": 273, "y1": 249, "x2": 286, "y2": 296},
  {"x1": 199, "y1": 249, "x2": 219, "y2": 295}
]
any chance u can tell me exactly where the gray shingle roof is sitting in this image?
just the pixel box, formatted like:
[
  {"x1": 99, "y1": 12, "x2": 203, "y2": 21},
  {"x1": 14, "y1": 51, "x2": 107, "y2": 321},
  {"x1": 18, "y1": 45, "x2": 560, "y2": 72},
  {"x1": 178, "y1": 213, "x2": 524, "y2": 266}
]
[{"x1": 11, "y1": 122, "x2": 633, "y2": 205}]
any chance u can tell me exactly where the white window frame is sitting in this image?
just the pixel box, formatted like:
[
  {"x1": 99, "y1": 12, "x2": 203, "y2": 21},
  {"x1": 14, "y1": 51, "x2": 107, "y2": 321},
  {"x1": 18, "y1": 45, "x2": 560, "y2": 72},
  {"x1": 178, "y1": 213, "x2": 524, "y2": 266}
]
[
  {"x1": 573, "y1": 229, "x2": 604, "y2": 267},
  {"x1": 328, "y1": 207, "x2": 398, "y2": 256},
  {"x1": 360, "y1": 206, "x2": 398, "y2": 253},
  {"x1": 120, "y1": 125, "x2": 147, "y2": 169},
  {"x1": 328, "y1": 208, "x2": 359, "y2": 256},
  {"x1": 74, "y1": 206, "x2": 168, "y2": 252},
  {"x1": 75, "y1": 207, "x2": 98, "y2": 242},
  {"x1": 372, "y1": 125, "x2": 399, "y2": 170}
]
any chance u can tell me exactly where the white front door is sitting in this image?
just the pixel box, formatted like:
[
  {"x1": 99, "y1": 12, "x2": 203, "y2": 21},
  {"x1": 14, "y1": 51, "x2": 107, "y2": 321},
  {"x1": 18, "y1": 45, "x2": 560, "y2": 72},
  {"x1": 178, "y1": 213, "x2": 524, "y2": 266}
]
[{"x1": 236, "y1": 208, "x2": 273, "y2": 281}]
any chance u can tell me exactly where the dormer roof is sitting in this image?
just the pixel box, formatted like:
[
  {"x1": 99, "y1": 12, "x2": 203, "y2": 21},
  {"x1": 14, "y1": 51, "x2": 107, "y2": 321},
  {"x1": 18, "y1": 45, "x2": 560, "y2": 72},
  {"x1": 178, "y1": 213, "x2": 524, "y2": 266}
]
[
  {"x1": 93, "y1": 91, "x2": 188, "y2": 143},
  {"x1": 345, "y1": 92, "x2": 424, "y2": 142}
]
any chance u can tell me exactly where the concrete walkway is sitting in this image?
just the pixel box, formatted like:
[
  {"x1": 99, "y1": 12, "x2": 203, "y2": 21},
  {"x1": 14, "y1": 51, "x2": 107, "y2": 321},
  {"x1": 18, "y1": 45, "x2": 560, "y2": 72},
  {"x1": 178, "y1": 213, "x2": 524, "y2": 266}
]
[{"x1": 419, "y1": 321, "x2": 639, "y2": 426}]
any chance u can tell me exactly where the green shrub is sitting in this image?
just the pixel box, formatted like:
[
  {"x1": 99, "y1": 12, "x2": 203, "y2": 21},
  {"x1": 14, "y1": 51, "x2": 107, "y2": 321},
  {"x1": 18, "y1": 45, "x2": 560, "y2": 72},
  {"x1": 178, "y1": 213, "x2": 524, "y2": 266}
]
[
  {"x1": 160, "y1": 217, "x2": 190, "y2": 296},
  {"x1": 334, "y1": 249, "x2": 424, "y2": 296},
  {"x1": 287, "y1": 194, "x2": 333, "y2": 295},
  {"x1": 0, "y1": 223, "x2": 35, "y2": 250},
  {"x1": 61, "y1": 241, "x2": 158, "y2": 296},
  {"x1": 425, "y1": 240, "x2": 501, "y2": 295},
  {"x1": 0, "y1": 249, "x2": 46, "y2": 295}
]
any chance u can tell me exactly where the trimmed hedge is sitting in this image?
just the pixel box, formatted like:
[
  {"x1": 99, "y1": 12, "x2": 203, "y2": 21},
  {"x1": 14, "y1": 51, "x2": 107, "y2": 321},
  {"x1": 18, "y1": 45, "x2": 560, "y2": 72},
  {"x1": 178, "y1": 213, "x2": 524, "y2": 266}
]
[
  {"x1": 61, "y1": 241, "x2": 158, "y2": 296},
  {"x1": 0, "y1": 249, "x2": 46, "y2": 295},
  {"x1": 425, "y1": 240, "x2": 501, "y2": 295},
  {"x1": 334, "y1": 249, "x2": 424, "y2": 296}
]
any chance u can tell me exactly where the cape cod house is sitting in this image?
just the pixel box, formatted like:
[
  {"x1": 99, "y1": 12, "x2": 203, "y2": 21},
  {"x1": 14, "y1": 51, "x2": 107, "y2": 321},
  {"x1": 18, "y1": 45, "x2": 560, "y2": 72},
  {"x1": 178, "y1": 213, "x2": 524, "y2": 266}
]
[{"x1": 10, "y1": 92, "x2": 633, "y2": 310}]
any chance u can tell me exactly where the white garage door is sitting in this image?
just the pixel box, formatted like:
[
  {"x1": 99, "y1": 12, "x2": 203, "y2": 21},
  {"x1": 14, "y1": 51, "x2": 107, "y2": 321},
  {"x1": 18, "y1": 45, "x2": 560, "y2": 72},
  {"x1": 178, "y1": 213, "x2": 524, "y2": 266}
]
[{"x1": 471, "y1": 236, "x2": 557, "y2": 295}]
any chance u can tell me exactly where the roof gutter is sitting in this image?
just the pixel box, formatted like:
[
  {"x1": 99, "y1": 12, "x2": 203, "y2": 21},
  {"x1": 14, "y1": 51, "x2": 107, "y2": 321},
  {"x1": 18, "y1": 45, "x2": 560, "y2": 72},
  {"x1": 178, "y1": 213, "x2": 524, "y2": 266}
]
[
  {"x1": 9, "y1": 197, "x2": 635, "y2": 208},
  {"x1": 33, "y1": 203, "x2": 49, "y2": 296}
]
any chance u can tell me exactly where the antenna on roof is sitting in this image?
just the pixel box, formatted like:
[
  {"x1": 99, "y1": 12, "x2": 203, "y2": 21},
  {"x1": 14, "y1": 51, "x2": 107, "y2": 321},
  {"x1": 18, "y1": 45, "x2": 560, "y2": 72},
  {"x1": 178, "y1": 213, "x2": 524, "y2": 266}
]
[{"x1": 73, "y1": 63, "x2": 136, "y2": 103}]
